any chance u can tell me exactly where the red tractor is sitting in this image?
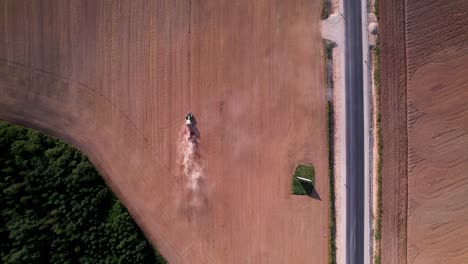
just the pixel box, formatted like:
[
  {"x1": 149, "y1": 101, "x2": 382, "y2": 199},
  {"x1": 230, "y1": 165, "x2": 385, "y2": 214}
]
[{"x1": 185, "y1": 112, "x2": 198, "y2": 141}]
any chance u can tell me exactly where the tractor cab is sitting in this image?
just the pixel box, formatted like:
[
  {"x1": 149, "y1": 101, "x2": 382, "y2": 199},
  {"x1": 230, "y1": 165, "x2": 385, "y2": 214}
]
[{"x1": 186, "y1": 112, "x2": 195, "y2": 125}]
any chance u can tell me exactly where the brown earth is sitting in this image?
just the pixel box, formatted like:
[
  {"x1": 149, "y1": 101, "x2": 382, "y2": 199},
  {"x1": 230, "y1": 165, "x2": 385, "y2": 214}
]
[
  {"x1": 406, "y1": 0, "x2": 468, "y2": 263},
  {"x1": 379, "y1": 0, "x2": 408, "y2": 263},
  {"x1": 0, "y1": 0, "x2": 328, "y2": 263},
  {"x1": 380, "y1": 0, "x2": 468, "y2": 263}
]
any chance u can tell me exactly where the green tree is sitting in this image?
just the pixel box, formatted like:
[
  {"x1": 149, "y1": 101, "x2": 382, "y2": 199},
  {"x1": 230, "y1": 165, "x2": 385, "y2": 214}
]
[{"x1": 0, "y1": 121, "x2": 166, "y2": 263}]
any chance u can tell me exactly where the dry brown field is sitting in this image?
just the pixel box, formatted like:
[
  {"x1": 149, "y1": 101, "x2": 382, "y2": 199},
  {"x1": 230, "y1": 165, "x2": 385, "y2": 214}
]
[
  {"x1": 0, "y1": 0, "x2": 328, "y2": 263},
  {"x1": 380, "y1": 0, "x2": 468, "y2": 263},
  {"x1": 379, "y1": 0, "x2": 408, "y2": 262}
]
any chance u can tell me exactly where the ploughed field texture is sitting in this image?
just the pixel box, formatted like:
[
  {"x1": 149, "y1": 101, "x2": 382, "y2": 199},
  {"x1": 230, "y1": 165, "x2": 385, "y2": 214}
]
[
  {"x1": 405, "y1": 0, "x2": 468, "y2": 263},
  {"x1": 379, "y1": 0, "x2": 408, "y2": 263},
  {"x1": 0, "y1": 0, "x2": 328, "y2": 263}
]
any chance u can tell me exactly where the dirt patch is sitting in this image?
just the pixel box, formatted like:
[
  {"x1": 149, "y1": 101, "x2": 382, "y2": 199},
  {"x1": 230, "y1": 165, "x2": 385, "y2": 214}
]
[
  {"x1": 0, "y1": 0, "x2": 328, "y2": 263},
  {"x1": 331, "y1": 0, "x2": 340, "y2": 14}
]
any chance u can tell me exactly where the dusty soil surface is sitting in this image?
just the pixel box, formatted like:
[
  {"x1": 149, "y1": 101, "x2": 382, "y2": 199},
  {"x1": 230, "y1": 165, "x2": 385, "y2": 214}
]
[
  {"x1": 332, "y1": 46, "x2": 346, "y2": 264},
  {"x1": 0, "y1": 0, "x2": 328, "y2": 263},
  {"x1": 379, "y1": 0, "x2": 408, "y2": 263},
  {"x1": 406, "y1": 1, "x2": 468, "y2": 263},
  {"x1": 331, "y1": 0, "x2": 340, "y2": 14},
  {"x1": 380, "y1": 0, "x2": 468, "y2": 263}
]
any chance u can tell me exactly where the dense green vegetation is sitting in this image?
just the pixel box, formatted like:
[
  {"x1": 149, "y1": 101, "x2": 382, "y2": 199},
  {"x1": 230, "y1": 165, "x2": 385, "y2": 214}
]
[
  {"x1": 325, "y1": 40, "x2": 333, "y2": 60},
  {"x1": 327, "y1": 102, "x2": 336, "y2": 264},
  {"x1": 0, "y1": 121, "x2": 166, "y2": 264},
  {"x1": 324, "y1": 40, "x2": 334, "y2": 92},
  {"x1": 291, "y1": 164, "x2": 315, "y2": 195},
  {"x1": 374, "y1": 0, "x2": 379, "y2": 20},
  {"x1": 321, "y1": 0, "x2": 330, "y2": 20}
]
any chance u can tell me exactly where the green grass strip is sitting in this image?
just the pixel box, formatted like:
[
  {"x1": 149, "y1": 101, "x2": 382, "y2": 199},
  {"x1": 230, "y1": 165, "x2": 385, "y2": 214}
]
[
  {"x1": 373, "y1": 36, "x2": 383, "y2": 264},
  {"x1": 327, "y1": 102, "x2": 336, "y2": 264},
  {"x1": 321, "y1": 0, "x2": 330, "y2": 20}
]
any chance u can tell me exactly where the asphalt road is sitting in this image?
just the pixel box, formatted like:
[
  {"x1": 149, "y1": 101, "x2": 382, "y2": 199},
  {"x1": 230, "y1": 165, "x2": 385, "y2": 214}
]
[{"x1": 344, "y1": 0, "x2": 364, "y2": 264}]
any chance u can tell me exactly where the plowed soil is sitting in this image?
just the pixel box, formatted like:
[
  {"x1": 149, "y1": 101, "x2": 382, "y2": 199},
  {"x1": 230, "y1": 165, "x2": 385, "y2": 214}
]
[
  {"x1": 379, "y1": 0, "x2": 408, "y2": 263},
  {"x1": 0, "y1": 1, "x2": 328, "y2": 263},
  {"x1": 380, "y1": 0, "x2": 468, "y2": 263},
  {"x1": 406, "y1": 1, "x2": 468, "y2": 263}
]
